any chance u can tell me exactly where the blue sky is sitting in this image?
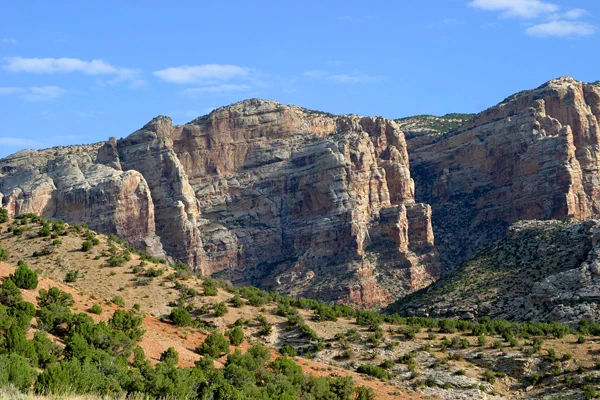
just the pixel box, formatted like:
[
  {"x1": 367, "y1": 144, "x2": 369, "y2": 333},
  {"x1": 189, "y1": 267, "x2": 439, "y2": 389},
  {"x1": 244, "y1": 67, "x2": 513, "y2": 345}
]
[{"x1": 1, "y1": 0, "x2": 599, "y2": 157}]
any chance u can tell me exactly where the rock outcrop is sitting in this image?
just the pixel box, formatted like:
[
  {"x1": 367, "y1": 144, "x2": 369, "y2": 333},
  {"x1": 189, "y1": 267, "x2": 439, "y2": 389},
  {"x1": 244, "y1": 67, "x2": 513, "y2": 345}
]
[
  {"x1": 0, "y1": 145, "x2": 164, "y2": 256},
  {"x1": 407, "y1": 77, "x2": 600, "y2": 268},
  {"x1": 389, "y1": 219, "x2": 600, "y2": 324},
  {"x1": 0, "y1": 99, "x2": 438, "y2": 306}
]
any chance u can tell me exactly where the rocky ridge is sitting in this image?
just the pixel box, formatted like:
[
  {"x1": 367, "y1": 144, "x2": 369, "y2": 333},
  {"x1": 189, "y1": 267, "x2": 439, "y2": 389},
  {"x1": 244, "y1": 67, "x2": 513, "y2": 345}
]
[
  {"x1": 407, "y1": 77, "x2": 600, "y2": 268},
  {"x1": 0, "y1": 99, "x2": 438, "y2": 306}
]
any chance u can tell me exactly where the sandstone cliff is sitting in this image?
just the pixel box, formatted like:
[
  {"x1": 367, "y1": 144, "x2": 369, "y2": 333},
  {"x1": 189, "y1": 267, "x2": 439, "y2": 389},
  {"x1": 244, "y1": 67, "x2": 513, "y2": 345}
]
[
  {"x1": 407, "y1": 77, "x2": 600, "y2": 267},
  {"x1": 0, "y1": 100, "x2": 438, "y2": 306}
]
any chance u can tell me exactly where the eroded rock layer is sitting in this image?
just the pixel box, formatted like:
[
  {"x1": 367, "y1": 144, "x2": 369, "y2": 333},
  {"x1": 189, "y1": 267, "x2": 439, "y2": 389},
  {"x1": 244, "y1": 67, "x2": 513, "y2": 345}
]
[
  {"x1": 0, "y1": 99, "x2": 437, "y2": 305},
  {"x1": 407, "y1": 77, "x2": 600, "y2": 267}
]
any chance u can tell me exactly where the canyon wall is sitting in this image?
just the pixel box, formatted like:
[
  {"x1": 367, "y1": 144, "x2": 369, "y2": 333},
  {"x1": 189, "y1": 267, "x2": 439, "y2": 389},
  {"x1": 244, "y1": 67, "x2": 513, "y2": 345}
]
[
  {"x1": 407, "y1": 77, "x2": 600, "y2": 267},
  {"x1": 0, "y1": 99, "x2": 438, "y2": 305}
]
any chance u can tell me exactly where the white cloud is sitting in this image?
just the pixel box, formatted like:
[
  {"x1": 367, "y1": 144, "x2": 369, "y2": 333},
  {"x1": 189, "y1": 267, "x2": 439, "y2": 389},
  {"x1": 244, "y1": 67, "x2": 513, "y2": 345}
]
[
  {"x1": 0, "y1": 87, "x2": 22, "y2": 96},
  {"x1": 468, "y1": 0, "x2": 558, "y2": 19},
  {"x1": 2, "y1": 57, "x2": 143, "y2": 86},
  {"x1": 0, "y1": 38, "x2": 17, "y2": 45},
  {"x1": 154, "y1": 64, "x2": 250, "y2": 84},
  {"x1": 526, "y1": 20, "x2": 596, "y2": 37},
  {"x1": 564, "y1": 8, "x2": 589, "y2": 19},
  {"x1": 182, "y1": 84, "x2": 252, "y2": 94},
  {"x1": 304, "y1": 70, "x2": 385, "y2": 84},
  {"x1": 0, "y1": 85, "x2": 66, "y2": 101}
]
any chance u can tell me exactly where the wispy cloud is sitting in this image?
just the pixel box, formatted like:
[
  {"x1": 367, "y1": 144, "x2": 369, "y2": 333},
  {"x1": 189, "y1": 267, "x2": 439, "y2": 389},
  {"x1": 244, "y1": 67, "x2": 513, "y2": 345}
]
[
  {"x1": 0, "y1": 38, "x2": 17, "y2": 45},
  {"x1": 563, "y1": 8, "x2": 589, "y2": 20},
  {"x1": 0, "y1": 86, "x2": 66, "y2": 101},
  {"x1": 2, "y1": 57, "x2": 144, "y2": 86},
  {"x1": 154, "y1": 64, "x2": 250, "y2": 84},
  {"x1": 526, "y1": 20, "x2": 596, "y2": 37},
  {"x1": 468, "y1": 0, "x2": 558, "y2": 19},
  {"x1": 468, "y1": 0, "x2": 596, "y2": 38},
  {"x1": 304, "y1": 70, "x2": 385, "y2": 84}
]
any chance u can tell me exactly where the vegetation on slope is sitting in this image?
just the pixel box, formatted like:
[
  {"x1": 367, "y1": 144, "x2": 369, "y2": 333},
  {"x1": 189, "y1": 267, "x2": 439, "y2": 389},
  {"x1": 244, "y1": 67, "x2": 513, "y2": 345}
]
[{"x1": 4, "y1": 210, "x2": 600, "y2": 398}]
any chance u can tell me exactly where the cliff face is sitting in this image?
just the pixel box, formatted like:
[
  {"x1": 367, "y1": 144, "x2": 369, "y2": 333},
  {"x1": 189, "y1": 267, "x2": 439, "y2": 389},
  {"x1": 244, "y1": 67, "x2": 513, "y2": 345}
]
[
  {"x1": 0, "y1": 99, "x2": 437, "y2": 306},
  {"x1": 407, "y1": 77, "x2": 600, "y2": 267}
]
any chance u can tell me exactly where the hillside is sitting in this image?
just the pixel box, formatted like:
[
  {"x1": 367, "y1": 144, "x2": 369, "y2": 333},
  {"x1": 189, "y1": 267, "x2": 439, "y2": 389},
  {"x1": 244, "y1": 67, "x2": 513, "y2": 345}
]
[
  {"x1": 2, "y1": 213, "x2": 600, "y2": 398},
  {"x1": 389, "y1": 218, "x2": 600, "y2": 324},
  {"x1": 394, "y1": 114, "x2": 474, "y2": 139}
]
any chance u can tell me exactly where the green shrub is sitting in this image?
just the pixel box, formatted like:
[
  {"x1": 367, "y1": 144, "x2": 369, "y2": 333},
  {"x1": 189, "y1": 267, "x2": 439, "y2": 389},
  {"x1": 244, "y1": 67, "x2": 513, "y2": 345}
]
[
  {"x1": 198, "y1": 331, "x2": 230, "y2": 358},
  {"x1": 65, "y1": 270, "x2": 79, "y2": 283},
  {"x1": 39, "y1": 225, "x2": 51, "y2": 237},
  {"x1": 81, "y1": 240, "x2": 93, "y2": 252},
  {"x1": 0, "y1": 353, "x2": 34, "y2": 391},
  {"x1": 160, "y1": 347, "x2": 179, "y2": 366},
  {"x1": 0, "y1": 208, "x2": 8, "y2": 223},
  {"x1": 36, "y1": 303, "x2": 73, "y2": 333},
  {"x1": 203, "y1": 279, "x2": 218, "y2": 296},
  {"x1": 280, "y1": 344, "x2": 296, "y2": 357},
  {"x1": 111, "y1": 296, "x2": 125, "y2": 307},
  {"x1": 231, "y1": 295, "x2": 244, "y2": 308},
  {"x1": 108, "y1": 255, "x2": 127, "y2": 267},
  {"x1": 0, "y1": 248, "x2": 8, "y2": 261},
  {"x1": 356, "y1": 364, "x2": 389, "y2": 380},
  {"x1": 355, "y1": 386, "x2": 376, "y2": 400},
  {"x1": 37, "y1": 287, "x2": 74, "y2": 308},
  {"x1": 144, "y1": 268, "x2": 163, "y2": 278},
  {"x1": 10, "y1": 261, "x2": 38, "y2": 289},
  {"x1": 169, "y1": 307, "x2": 192, "y2": 326},
  {"x1": 0, "y1": 278, "x2": 22, "y2": 306},
  {"x1": 109, "y1": 309, "x2": 145, "y2": 341},
  {"x1": 214, "y1": 302, "x2": 228, "y2": 317},
  {"x1": 33, "y1": 332, "x2": 59, "y2": 367},
  {"x1": 8, "y1": 301, "x2": 36, "y2": 330},
  {"x1": 227, "y1": 327, "x2": 244, "y2": 346}
]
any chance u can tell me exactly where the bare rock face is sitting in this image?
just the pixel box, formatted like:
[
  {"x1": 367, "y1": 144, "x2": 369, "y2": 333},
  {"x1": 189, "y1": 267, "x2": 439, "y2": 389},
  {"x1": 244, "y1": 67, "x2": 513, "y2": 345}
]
[
  {"x1": 131, "y1": 100, "x2": 437, "y2": 305},
  {"x1": 407, "y1": 77, "x2": 600, "y2": 268},
  {"x1": 0, "y1": 145, "x2": 164, "y2": 256},
  {"x1": 0, "y1": 99, "x2": 437, "y2": 306}
]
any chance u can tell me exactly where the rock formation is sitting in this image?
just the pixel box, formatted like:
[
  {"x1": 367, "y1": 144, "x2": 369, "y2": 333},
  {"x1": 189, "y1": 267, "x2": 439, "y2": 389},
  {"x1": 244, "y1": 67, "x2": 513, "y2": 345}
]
[
  {"x1": 389, "y1": 218, "x2": 600, "y2": 324},
  {"x1": 0, "y1": 99, "x2": 438, "y2": 306},
  {"x1": 407, "y1": 77, "x2": 600, "y2": 268}
]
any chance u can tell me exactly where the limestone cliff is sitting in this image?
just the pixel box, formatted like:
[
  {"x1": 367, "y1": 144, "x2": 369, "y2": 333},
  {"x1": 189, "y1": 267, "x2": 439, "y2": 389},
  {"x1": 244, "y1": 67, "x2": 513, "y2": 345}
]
[{"x1": 0, "y1": 99, "x2": 437, "y2": 306}]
